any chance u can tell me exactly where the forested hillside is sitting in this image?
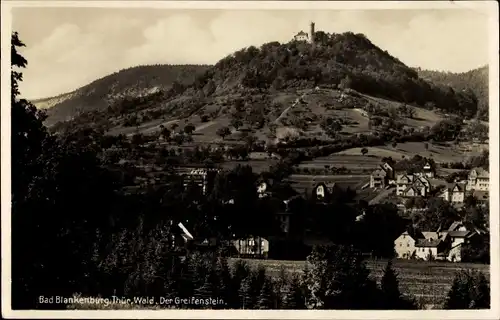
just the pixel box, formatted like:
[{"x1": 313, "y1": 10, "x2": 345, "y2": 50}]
[
  {"x1": 417, "y1": 66, "x2": 488, "y2": 120},
  {"x1": 45, "y1": 31, "x2": 482, "y2": 133},
  {"x1": 34, "y1": 64, "x2": 210, "y2": 125},
  {"x1": 184, "y1": 31, "x2": 479, "y2": 116}
]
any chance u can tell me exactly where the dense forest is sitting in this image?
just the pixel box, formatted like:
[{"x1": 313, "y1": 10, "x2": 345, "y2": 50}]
[{"x1": 417, "y1": 66, "x2": 488, "y2": 120}]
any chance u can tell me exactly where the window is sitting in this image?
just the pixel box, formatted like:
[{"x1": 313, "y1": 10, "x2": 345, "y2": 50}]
[
  {"x1": 400, "y1": 243, "x2": 402, "y2": 247},
  {"x1": 407, "y1": 243, "x2": 410, "y2": 247}
]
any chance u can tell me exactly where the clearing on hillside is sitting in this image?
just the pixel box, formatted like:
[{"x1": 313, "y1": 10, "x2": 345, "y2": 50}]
[{"x1": 336, "y1": 142, "x2": 484, "y2": 164}]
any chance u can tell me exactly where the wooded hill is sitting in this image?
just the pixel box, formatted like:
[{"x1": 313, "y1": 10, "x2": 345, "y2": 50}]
[
  {"x1": 40, "y1": 31, "x2": 482, "y2": 132},
  {"x1": 34, "y1": 64, "x2": 210, "y2": 125},
  {"x1": 416, "y1": 66, "x2": 488, "y2": 120}
]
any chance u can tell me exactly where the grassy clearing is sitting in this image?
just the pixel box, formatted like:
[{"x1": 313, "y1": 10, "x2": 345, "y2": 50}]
[
  {"x1": 336, "y1": 142, "x2": 473, "y2": 164},
  {"x1": 232, "y1": 258, "x2": 490, "y2": 308},
  {"x1": 298, "y1": 154, "x2": 382, "y2": 172}
]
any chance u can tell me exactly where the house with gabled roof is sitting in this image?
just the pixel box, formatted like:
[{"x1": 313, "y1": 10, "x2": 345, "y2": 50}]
[
  {"x1": 439, "y1": 183, "x2": 466, "y2": 204},
  {"x1": 445, "y1": 221, "x2": 481, "y2": 262},
  {"x1": 396, "y1": 173, "x2": 431, "y2": 197},
  {"x1": 370, "y1": 168, "x2": 387, "y2": 189},
  {"x1": 415, "y1": 230, "x2": 450, "y2": 260},
  {"x1": 394, "y1": 229, "x2": 423, "y2": 259},
  {"x1": 370, "y1": 162, "x2": 394, "y2": 189},
  {"x1": 293, "y1": 30, "x2": 309, "y2": 42},
  {"x1": 309, "y1": 181, "x2": 336, "y2": 201},
  {"x1": 422, "y1": 161, "x2": 436, "y2": 178},
  {"x1": 467, "y1": 167, "x2": 489, "y2": 191},
  {"x1": 415, "y1": 237, "x2": 449, "y2": 261}
]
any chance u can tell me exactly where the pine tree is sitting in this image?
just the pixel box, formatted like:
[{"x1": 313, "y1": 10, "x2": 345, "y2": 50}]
[
  {"x1": 230, "y1": 260, "x2": 251, "y2": 308},
  {"x1": 470, "y1": 271, "x2": 490, "y2": 309},
  {"x1": 258, "y1": 279, "x2": 274, "y2": 309},
  {"x1": 239, "y1": 277, "x2": 255, "y2": 309},
  {"x1": 194, "y1": 275, "x2": 215, "y2": 309},
  {"x1": 283, "y1": 275, "x2": 307, "y2": 309},
  {"x1": 380, "y1": 259, "x2": 401, "y2": 308},
  {"x1": 250, "y1": 266, "x2": 268, "y2": 298},
  {"x1": 444, "y1": 270, "x2": 481, "y2": 309},
  {"x1": 214, "y1": 256, "x2": 232, "y2": 309}
]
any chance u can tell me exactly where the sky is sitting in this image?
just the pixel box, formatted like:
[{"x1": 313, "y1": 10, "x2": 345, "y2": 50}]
[{"x1": 11, "y1": 6, "x2": 491, "y2": 100}]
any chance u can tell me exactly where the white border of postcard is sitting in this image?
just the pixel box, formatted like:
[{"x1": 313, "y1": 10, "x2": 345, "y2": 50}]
[{"x1": 1, "y1": 1, "x2": 499, "y2": 319}]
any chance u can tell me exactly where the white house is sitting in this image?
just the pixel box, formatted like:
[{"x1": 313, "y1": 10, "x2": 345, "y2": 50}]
[
  {"x1": 394, "y1": 230, "x2": 420, "y2": 259},
  {"x1": 293, "y1": 31, "x2": 309, "y2": 41},
  {"x1": 233, "y1": 237, "x2": 269, "y2": 258},
  {"x1": 439, "y1": 183, "x2": 466, "y2": 204},
  {"x1": 467, "y1": 167, "x2": 489, "y2": 191}
]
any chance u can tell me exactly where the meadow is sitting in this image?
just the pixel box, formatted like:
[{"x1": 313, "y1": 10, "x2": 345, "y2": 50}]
[
  {"x1": 232, "y1": 258, "x2": 490, "y2": 308},
  {"x1": 336, "y1": 141, "x2": 482, "y2": 164}
]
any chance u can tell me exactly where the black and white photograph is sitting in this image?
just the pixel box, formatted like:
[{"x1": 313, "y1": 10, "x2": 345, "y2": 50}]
[{"x1": 1, "y1": 1, "x2": 499, "y2": 318}]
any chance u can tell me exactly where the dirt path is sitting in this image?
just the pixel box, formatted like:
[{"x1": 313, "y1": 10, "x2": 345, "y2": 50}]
[
  {"x1": 274, "y1": 88, "x2": 316, "y2": 124},
  {"x1": 194, "y1": 121, "x2": 216, "y2": 132}
]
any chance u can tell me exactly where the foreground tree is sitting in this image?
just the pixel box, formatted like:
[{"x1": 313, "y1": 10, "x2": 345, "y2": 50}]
[
  {"x1": 444, "y1": 270, "x2": 490, "y2": 309},
  {"x1": 303, "y1": 245, "x2": 382, "y2": 309},
  {"x1": 380, "y1": 260, "x2": 419, "y2": 309}
]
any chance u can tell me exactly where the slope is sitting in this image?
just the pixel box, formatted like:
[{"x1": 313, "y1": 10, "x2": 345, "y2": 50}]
[
  {"x1": 49, "y1": 31, "x2": 481, "y2": 146},
  {"x1": 416, "y1": 66, "x2": 488, "y2": 120},
  {"x1": 34, "y1": 64, "x2": 210, "y2": 126}
]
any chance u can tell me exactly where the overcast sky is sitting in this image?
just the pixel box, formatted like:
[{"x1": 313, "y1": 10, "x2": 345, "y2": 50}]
[{"x1": 12, "y1": 6, "x2": 491, "y2": 100}]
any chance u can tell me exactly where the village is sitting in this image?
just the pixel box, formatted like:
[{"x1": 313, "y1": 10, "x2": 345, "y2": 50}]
[{"x1": 170, "y1": 157, "x2": 490, "y2": 264}]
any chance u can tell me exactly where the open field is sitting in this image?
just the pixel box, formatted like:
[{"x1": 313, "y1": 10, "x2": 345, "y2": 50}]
[
  {"x1": 221, "y1": 160, "x2": 277, "y2": 173},
  {"x1": 297, "y1": 154, "x2": 383, "y2": 173},
  {"x1": 232, "y1": 258, "x2": 490, "y2": 308},
  {"x1": 336, "y1": 142, "x2": 481, "y2": 164},
  {"x1": 286, "y1": 174, "x2": 370, "y2": 195}
]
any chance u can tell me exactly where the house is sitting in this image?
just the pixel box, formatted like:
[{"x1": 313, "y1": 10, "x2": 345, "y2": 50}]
[
  {"x1": 422, "y1": 161, "x2": 436, "y2": 178},
  {"x1": 176, "y1": 166, "x2": 221, "y2": 195},
  {"x1": 467, "y1": 167, "x2": 489, "y2": 191},
  {"x1": 314, "y1": 183, "x2": 327, "y2": 200},
  {"x1": 396, "y1": 173, "x2": 431, "y2": 197},
  {"x1": 415, "y1": 238, "x2": 449, "y2": 261},
  {"x1": 439, "y1": 183, "x2": 466, "y2": 204},
  {"x1": 446, "y1": 221, "x2": 480, "y2": 262},
  {"x1": 394, "y1": 230, "x2": 422, "y2": 259},
  {"x1": 310, "y1": 182, "x2": 336, "y2": 201},
  {"x1": 415, "y1": 231, "x2": 449, "y2": 260},
  {"x1": 472, "y1": 190, "x2": 489, "y2": 204},
  {"x1": 370, "y1": 162, "x2": 395, "y2": 189},
  {"x1": 233, "y1": 236, "x2": 269, "y2": 258},
  {"x1": 381, "y1": 162, "x2": 395, "y2": 180},
  {"x1": 370, "y1": 168, "x2": 387, "y2": 189},
  {"x1": 293, "y1": 30, "x2": 309, "y2": 41}
]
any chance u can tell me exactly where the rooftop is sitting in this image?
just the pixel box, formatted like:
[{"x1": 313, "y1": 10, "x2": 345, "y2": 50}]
[{"x1": 416, "y1": 238, "x2": 442, "y2": 247}]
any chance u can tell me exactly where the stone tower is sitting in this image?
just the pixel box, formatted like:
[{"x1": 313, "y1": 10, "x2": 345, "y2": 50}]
[{"x1": 310, "y1": 22, "x2": 315, "y2": 45}]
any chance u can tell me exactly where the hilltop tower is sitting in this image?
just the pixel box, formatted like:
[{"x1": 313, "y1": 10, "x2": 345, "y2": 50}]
[{"x1": 310, "y1": 22, "x2": 315, "y2": 45}]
